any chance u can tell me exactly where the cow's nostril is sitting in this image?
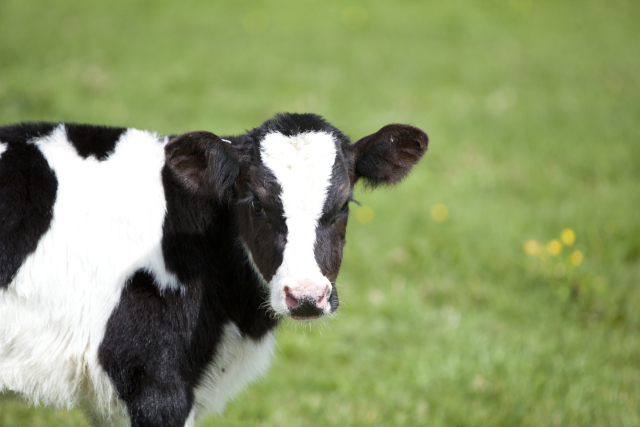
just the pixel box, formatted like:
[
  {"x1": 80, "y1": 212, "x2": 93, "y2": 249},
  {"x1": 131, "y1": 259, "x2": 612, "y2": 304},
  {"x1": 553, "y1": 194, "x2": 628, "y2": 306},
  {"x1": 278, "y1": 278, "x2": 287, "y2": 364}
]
[
  {"x1": 316, "y1": 286, "x2": 330, "y2": 307},
  {"x1": 286, "y1": 294, "x2": 299, "y2": 309},
  {"x1": 284, "y1": 287, "x2": 299, "y2": 309}
]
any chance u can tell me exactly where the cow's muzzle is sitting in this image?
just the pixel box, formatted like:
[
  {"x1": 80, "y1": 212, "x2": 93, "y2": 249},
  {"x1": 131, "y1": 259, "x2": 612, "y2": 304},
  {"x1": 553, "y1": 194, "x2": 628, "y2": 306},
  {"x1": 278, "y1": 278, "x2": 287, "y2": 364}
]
[{"x1": 284, "y1": 284, "x2": 331, "y2": 320}]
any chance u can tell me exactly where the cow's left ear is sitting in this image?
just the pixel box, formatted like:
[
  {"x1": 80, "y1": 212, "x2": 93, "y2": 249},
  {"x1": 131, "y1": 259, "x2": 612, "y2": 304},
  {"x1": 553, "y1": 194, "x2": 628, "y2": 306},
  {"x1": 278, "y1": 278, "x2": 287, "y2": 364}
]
[
  {"x1": 165, "y1": 131, "x2": 239, "y2": 200},
  {"x1": 347, "y1": 124, "x2": 428, "y2": 187}
]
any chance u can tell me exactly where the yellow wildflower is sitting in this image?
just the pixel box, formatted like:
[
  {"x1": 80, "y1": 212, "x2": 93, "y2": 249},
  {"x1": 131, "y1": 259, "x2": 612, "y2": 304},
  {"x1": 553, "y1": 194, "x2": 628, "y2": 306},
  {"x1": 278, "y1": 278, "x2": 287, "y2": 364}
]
[
  {"x1": 356, "y1": 206, "x2": 374, "y2": 224},
  {"x1": 546, "y1": 239, "x2": 562, "y2": 256},
  {"x1": 561, "y1": 228, "x2": 576, "y2": 246},
  {"x1": 570, "y1": 250, "x2": 583, "y2": 266},
  {"x1": 431, "y1": 204, "x2": 449, "y2": 222},
  {"x1": 523, "y1": 239, "x2": 540, "y2": 256}
]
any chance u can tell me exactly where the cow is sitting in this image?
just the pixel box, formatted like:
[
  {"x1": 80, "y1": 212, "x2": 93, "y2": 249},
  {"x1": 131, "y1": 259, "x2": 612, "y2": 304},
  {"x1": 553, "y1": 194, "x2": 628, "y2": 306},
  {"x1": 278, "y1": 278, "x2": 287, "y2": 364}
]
[{"x1": 0, "y1": 113, "x2": 428, "y2": 427}]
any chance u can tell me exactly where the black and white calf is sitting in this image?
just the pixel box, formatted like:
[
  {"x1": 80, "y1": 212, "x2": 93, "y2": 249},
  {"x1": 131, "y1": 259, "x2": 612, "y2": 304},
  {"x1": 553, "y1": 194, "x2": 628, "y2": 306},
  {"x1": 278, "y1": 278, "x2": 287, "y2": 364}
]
[{"x1": 0, "y1": 113, "x2": 427, "y2": 426}]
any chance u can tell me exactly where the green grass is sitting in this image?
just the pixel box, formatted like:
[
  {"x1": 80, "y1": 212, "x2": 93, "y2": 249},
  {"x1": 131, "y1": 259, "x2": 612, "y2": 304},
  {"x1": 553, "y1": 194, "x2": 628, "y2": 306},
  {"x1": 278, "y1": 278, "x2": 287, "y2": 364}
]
[{"x1": 1, "y1": 0, "x2": 639, "y2": 426}]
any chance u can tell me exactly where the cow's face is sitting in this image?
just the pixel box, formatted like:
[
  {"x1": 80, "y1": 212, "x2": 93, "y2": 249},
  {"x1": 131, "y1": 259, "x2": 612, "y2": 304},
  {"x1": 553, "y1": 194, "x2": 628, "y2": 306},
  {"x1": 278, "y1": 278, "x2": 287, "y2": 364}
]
[
  {"x1": 166, "y1": 113, "x2": 428, "y2": 321},
  {"x1": 236, "y1": 126, "x2": 351, "y2": 320}
]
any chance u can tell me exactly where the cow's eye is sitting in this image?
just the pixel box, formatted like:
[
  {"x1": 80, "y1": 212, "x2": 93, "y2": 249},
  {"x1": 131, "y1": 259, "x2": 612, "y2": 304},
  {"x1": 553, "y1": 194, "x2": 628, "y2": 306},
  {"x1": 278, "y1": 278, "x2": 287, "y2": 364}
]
[
  {"x1": 340, "y1": 202, "x2": 349, "y2": 214},
  {"x1": 251, "y1": 200, "x2": 264, "y2": 215}
]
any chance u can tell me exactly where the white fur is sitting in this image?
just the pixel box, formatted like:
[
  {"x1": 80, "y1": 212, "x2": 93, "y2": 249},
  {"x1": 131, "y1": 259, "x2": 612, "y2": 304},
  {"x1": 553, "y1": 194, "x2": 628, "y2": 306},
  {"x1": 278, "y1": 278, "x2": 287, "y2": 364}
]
[
  {"x1": 0, "y1": 124, "x2": 176, "y2": 415},
  {"x1": 259, "y1": 131, "x2": 337, "y2": 314},
  {"x1": 193, "y1": 323, "x2": 276, "y2": 417},
  {"x1": 184, "y1": 409, "x2": 196, "y2": 427},
  {"x1": 0, "y1": 141, "x2": 7, "y2": 158}
]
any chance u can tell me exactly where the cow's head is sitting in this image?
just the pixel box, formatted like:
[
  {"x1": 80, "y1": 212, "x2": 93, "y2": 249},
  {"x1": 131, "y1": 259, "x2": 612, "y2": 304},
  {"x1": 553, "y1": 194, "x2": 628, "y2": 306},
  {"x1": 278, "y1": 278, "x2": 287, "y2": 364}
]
[{"x1": 166, "y1": 113, "x2": 427, "y2": 321}]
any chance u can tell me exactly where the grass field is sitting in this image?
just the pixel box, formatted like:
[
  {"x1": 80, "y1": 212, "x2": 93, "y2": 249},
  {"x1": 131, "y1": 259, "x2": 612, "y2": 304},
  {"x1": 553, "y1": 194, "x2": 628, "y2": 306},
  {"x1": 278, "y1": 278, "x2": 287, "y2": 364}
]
[{"x1": 1, "y1": 0, "x2": 639, "y2": 426}]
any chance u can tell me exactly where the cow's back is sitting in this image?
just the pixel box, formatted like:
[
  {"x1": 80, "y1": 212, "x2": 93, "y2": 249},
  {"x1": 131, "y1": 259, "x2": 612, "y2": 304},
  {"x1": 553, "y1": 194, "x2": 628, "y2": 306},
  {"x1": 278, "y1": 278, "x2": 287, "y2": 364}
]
[{"x1": 0, "y1": 123, "x2": 174, "y2": 411}]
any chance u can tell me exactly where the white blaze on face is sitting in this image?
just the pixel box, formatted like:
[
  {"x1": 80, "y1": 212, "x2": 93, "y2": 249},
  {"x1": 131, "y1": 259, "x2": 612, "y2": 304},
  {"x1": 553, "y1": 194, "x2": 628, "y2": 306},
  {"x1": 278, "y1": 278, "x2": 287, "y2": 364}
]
[{"x1": 260, "y1": 131, "x2": 337, "y2": 314}]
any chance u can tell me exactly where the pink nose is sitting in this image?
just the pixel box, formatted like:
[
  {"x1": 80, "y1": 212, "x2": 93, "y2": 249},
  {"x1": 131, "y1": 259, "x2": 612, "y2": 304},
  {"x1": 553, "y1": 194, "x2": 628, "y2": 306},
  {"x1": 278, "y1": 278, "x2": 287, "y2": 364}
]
[{"x1": 284, "y1": 284, "x2": 331, "y2": 319}]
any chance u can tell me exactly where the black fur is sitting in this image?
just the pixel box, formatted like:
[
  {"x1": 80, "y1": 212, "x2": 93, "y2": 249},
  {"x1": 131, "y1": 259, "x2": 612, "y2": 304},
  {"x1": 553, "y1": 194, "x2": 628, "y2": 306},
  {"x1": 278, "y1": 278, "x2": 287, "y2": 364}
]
[
  {"x1": 0, "y1": 123, "x2": 58, "y2": 288},
  {"x1": 64, "y1": 123, "x2": 126, "y2": 160},
  {"x1": 98, "y1": 271, "x2": 198, "y2": 427}
]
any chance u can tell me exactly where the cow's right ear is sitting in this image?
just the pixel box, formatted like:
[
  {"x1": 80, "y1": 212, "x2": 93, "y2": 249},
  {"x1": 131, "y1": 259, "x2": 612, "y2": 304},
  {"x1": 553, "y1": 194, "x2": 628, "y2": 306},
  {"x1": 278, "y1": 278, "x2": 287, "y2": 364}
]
[{"x1": 165, "y1": 131, "x2": 239, "y2": 201}]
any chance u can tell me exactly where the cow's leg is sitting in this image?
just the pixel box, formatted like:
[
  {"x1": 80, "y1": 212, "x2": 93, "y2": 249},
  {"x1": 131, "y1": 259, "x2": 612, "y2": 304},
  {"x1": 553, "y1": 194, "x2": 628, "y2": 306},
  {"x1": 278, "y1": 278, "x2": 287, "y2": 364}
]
[{"x1": 98, "y1": 270, "x2": 200, "y2": 427}]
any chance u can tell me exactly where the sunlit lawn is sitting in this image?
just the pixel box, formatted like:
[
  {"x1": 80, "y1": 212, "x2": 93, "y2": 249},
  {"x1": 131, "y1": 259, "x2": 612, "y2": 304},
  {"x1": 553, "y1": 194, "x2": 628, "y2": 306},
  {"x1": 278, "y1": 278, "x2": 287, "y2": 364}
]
[{"x1": 1, "y1": 0, "x2": 639, "y2": 426}]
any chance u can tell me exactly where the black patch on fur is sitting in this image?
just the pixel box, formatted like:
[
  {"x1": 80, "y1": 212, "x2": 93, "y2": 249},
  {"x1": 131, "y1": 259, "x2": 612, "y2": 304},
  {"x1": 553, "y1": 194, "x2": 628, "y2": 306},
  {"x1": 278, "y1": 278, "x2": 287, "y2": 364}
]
[
  {"x1": 314, "y1": 212, "x2": 347, "y2": 314},
  {"x1": 98, "y1": 271, "x2": 200, "y2": 427},
  {"x1": 234, "y1": 170, "x2": 287, "y2": 284},
  {"x1": 64, "y1": 123, "x2": 127, "y2": 160},
  {"x1": 320, "y1": 152, "x2": 352, "y2": 222},
  {"x1": 315, "y1": 150, "x2": 350, "y2": 314},
  {"x1": 221, "y1": 128, "x2": 289, "y2": 285},
  {"x1": 0, "y1": 123, "x2": 58, "y2": 289}
]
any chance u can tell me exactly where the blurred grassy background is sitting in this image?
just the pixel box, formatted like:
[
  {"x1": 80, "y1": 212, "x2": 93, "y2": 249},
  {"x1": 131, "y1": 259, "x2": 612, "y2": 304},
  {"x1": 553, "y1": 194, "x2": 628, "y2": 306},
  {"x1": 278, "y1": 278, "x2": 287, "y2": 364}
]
[{"x1": 1, "y1": 0, "x2": 639, "y2": 426}]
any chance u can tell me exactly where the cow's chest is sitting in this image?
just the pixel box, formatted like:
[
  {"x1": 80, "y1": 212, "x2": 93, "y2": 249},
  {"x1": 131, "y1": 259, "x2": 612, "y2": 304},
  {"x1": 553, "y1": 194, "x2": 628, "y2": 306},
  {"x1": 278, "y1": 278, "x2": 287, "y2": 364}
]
[{"x1": 193, "y1": 322, "x2": 276, "y2": 416}]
